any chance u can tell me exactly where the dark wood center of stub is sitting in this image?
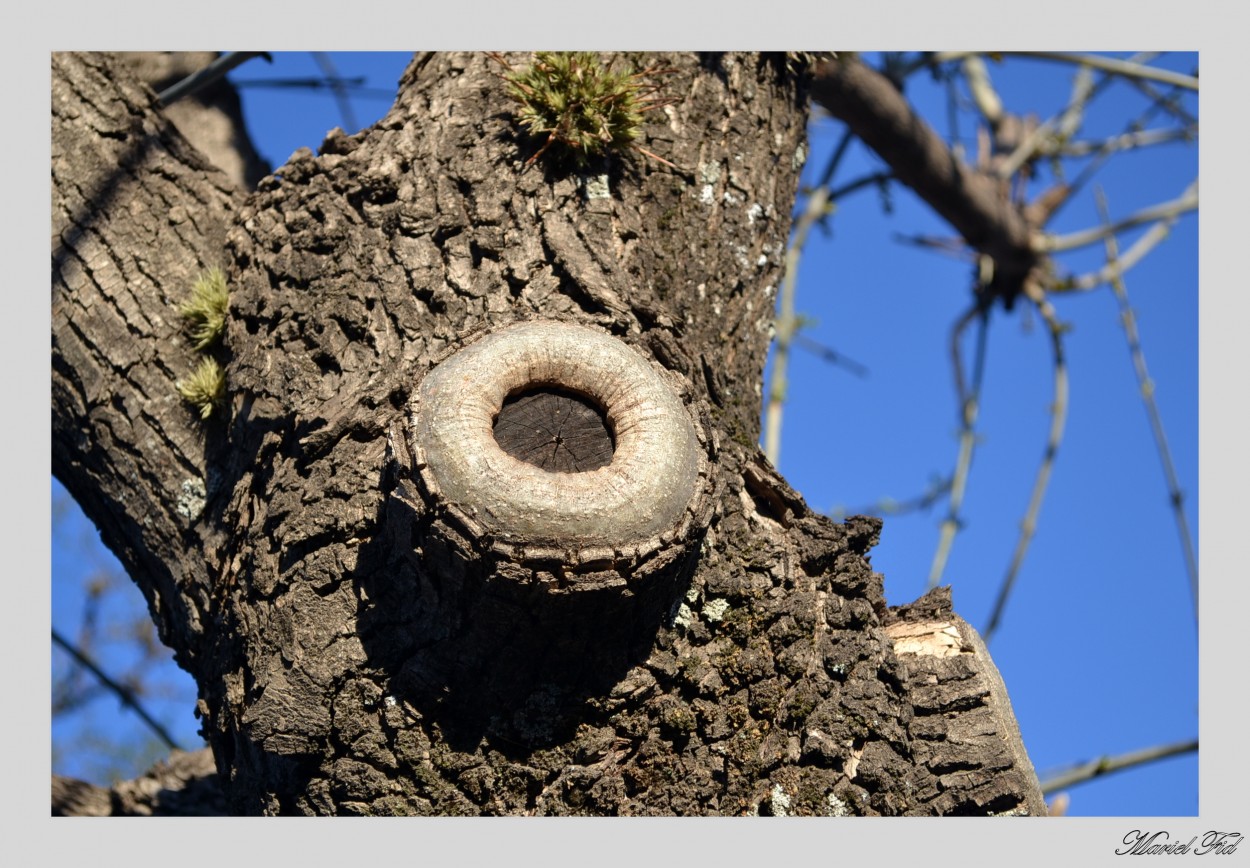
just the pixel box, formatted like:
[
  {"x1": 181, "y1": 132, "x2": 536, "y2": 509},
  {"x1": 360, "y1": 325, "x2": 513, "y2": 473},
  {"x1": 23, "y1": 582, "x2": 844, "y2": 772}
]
[{"x1": 493, "y1": 387, "x2": 614, "y2": 472}]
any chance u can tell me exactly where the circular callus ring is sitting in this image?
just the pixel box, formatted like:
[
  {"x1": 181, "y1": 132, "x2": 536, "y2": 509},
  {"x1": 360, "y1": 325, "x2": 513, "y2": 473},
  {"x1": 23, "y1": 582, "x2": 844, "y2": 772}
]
[{"x1": 409, "y1": 320, "x2": 712, "y2": 577}]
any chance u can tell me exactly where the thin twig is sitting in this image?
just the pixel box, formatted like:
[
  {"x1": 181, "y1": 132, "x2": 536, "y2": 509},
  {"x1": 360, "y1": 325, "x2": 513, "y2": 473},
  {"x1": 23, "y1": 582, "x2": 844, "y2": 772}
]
[
  {"x1": 311, "y1": 51, "x2": 359, "y2": 133},
  {"x1": 961, "y1": 55, "x2": 1003, "y2": 128},
  {"x1": 891, "y1": 233, "x2": 976, "y2": 260},
  {"x1": 52, "y1": 682, "x2": 108, "y2": 717},
  {"x1": 828, "y1": 171, "x2": 894, "y2": 203},
  {"x1": 1006, "y1": 52, "x2": 1199, "y2": 92},
  {"x1": 831, "y1": 475, "x2": 952, "y2": 519},
  {"x1": 765, "y1": 186, "x2": 830, "y2": 464},
  {"x1": 1095, "y1": 188, "x2": 1199, "y2": 625},
  {"x1": 1055, "y1": 189, "x2": 1192, "y2": 293},
  {"x1": 793, "y1": 333, "x2": 868, "y2": 378},
  {"x1": 911, "y1": 50, "x2": 1172, "y2": 81},
  {"x1": 1057, "y1": 126, "x2": 1195, "y2": 158},
  {"x1": 1057, "y1": 227, "x2": 1175, "y2": 292},
  {"x1": 1054, "y1": 88, "x2": 1198, "y2": 215},
  {"x1": 816, "y1": 128, "x2": 855, "y2": 189},
  {"x1": 983, "y1": 295, "x2": 1069, "y2": 643},
  {"x1": 1040, "y1": 739, "x2": 1198, "y2": 794},
  {"x1": 230, "y1": 77, "x2": 397, "y2": 101},
  {"x1": 51, "y1": 628, "x2": 182, "y2": 752},
  {"x1": 928, "y1": 294, "x2": 990, "y2": 589},
  {"x1": 997, "y1": 64, "x2": 1097, "y2": 180},
  {"x1": 1037, "y1": 181, "x2": 1198, "y2": 253},
  {"x1": 942, "y1": 63, "x2": 965, "y2": 161},
  {"x1": 1125, "y1": 75, "x2": 1198, "y2": 127},
  {"x1": 1055, "y1": 65, "x2": 1095, "y2": 144},
  {"x1": 940, "y1": 51, "x2": 1176, "y2": 187},
  {"x1": 157, "y1": 52, "x2": 270, "y2": 105},
  {"x1": 898, "y1": 51, "x2": 972, "y2": 78}
]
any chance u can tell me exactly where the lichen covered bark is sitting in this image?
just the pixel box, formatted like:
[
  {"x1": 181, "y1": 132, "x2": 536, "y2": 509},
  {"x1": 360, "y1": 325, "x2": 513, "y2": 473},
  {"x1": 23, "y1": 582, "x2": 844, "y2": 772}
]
[{"x1": 51, "y1": 52, "x2": 243, "y2": 675}]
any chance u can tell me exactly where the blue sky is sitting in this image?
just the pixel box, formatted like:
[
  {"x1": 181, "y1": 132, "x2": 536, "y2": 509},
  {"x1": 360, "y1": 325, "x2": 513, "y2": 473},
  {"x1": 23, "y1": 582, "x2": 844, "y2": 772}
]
[
  {"x1": 52, "y1": 51, "x2": 1200, "y2": 817},
  {"x1": 782, "y1": 53, "x2": 1199, "y2": 817}
]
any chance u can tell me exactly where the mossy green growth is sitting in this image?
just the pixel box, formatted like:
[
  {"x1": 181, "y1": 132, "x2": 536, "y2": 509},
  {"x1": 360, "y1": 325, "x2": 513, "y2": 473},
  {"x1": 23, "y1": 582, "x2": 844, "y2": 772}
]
[
  {"x1": 176, "y1": 357, "x2": 225, "y2": 419},
  {"x1": 178, "y1": 267, "x2": 229, "y2": 350},
  {"x1": 497, "y1": 52, "x2": 674, "y2": 168}
]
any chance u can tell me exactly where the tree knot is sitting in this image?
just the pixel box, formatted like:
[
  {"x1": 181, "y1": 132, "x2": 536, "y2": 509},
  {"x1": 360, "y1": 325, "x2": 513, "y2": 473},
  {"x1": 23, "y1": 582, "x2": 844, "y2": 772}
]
[{"x1": 408, "y1": 319, "x2": 715, "y2": 592}]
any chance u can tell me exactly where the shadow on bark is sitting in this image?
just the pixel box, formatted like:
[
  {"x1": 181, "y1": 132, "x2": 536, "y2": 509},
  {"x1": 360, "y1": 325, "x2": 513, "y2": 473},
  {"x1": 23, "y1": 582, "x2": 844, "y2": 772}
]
[{"x1": 351, "y1": 474, "x2": 702, "y2": 754}]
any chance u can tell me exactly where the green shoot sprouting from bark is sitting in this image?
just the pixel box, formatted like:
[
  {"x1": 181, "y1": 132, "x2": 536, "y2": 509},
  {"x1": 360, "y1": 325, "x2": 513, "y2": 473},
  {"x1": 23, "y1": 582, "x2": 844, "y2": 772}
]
[
  {"x1": 494, "y1": 52, "x2": 676, "y2": 169},
  {"x1": 176, "y1": 357, "x2": 225, "y2": 419},
  {"x1": 178, "y1": 267, "x2": 229, "y2": 351}
]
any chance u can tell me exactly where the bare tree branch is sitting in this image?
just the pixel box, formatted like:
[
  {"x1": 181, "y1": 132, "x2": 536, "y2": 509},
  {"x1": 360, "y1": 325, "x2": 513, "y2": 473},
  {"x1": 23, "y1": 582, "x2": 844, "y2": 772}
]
[
  {"x1": 928, "y1": 298, "x2": 990, "y2": 589},
  {"x1": 995, "y1": 65, "x2": 1095, "y2": 180},
  {"x1": 1007, "y1": 52, "x2": 1198, "y2": 91},
  {"x1": 1124, "y1": 74, "x2": 1199, "y2": 126},
  {"x1": 961, "y1": 55, "x2": 1003, "y2": 128},
  {"x1": 1040, "y1": 739, "x2": 1198, "y2": 794},
  {"x1": 793, "y1": 334, "x2": 868, "y2": 378},
  {"x1": 158, "y1": 51, "x2": 270, "y2": 105},
  {"x1": 53, "y1": 748, "x2": 224, "y2": 816},
  {"x1": 811, "y1": 54, "x2": 1041, "y2": 306},
  {"x1": 1096, "y1": 189, "x2": 1199, "y2": 626},
  {"x1": 311, "y1": 51, "x2": 359, "y2": 133},
  {"x1": 983, "y1": 296, "x2": 1069, "y2": 644},
  {"x1": 1058, "y1": 127, "x2": 1195, "y2": 158},
  {"x1": 1038, "y1": 181, "x2": 1198, "y2": 253},
  {"x1": 51, "y1": 628, "x2": 182, "y2": 752},
  {"x1": 766, "y1": 186, "x2": 830, "y2": 464},
  {"x1": 831, "y1": 475, "x2": 952, "y2": 519},
  {"x1": 52, "y1": 52, "x2": 244, "y2": 672},
  {"x1": 1056, "y1": 200, "x2": 1190, "y2": 293},
  {"x1": 828, "y1": 171, "x2": 894, "y2": 202}
]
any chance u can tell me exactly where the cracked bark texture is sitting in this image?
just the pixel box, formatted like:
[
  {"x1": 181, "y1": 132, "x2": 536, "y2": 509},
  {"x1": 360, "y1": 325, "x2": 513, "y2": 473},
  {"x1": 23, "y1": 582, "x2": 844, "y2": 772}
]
[{"x1": 51, "y1": 51, "x2": 1044, "y2": 816}]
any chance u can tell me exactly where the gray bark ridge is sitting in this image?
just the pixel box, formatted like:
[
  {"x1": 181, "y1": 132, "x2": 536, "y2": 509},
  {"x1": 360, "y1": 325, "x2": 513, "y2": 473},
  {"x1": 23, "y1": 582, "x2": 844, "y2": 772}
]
[
  {"x1": 52, "y1": 51, "x2": 1044, "y2": 815},
  {"x1": 884, "y1": 587, "x2": 1047, "y2": 816},
  {"x1": 52, "y1": 749, "x2": 225, "y2": 817},
  {"x1": 52, "y1": 52, "x2": 243, "y2": 677}
]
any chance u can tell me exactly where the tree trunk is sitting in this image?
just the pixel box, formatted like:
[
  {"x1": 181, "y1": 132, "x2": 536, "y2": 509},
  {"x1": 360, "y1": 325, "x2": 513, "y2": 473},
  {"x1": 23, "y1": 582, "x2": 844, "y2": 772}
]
[{"x1": 51, "y1": 51, "x2": 1045, "y2": 816}]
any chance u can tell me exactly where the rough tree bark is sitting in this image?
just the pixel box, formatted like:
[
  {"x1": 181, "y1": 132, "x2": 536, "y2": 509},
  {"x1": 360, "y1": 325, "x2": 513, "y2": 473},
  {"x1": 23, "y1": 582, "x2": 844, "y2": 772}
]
[{"x1": 51, "y1": 51, "x2": 1045, "y2": 816}]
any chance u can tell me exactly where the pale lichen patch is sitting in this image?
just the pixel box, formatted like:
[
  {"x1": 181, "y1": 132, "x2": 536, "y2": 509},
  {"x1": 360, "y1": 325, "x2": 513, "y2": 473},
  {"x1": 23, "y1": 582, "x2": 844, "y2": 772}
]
[
  {"x1": 697, "y1": 161, "x2": 722, "y2": 206},
  {"x1": 582, "y1": 173, "x2": 611, "y2": 200},
  {"x1": 701, "y1": 597, "x2": 729, "y2": 622},
  {"x1": 177, "y1": 476, "x2": 206, "y2": 522},
  {"x1": 768, "y1": 783, "x2": 792, "y2": 816},
  {"x1": 672, "y1": 603, "x2": 694, "y2": 630},
  {"x1": 793, "y1": 142, "x2": 807, "y2": 171}
]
